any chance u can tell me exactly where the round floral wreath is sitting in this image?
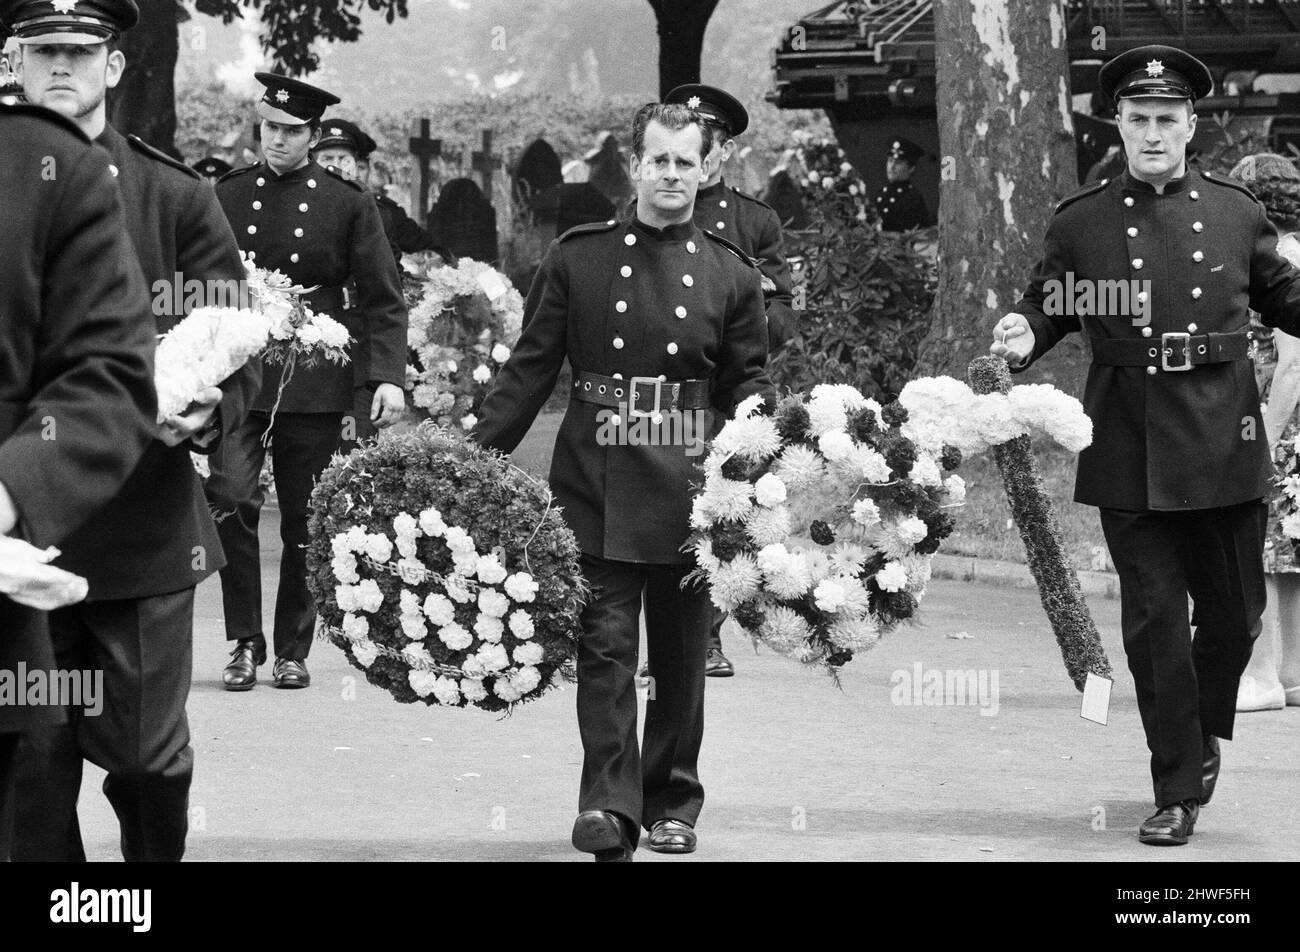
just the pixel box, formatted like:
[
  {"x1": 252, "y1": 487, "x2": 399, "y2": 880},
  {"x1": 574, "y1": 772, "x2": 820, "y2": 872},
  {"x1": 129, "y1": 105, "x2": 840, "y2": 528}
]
[
  {"x1": 689, "y1": 379, "x2": 1092, "y2": 673},
  {"x1": 306, "y1": 425, "x2": 586, "y2": 711},
  {"x1": 403, "y1": 256, "x2": 525, "y2": 431}
]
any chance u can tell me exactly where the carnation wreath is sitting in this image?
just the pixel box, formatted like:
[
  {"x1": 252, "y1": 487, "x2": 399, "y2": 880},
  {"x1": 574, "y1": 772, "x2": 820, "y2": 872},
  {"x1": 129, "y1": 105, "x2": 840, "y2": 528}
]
[
  {"x1": 688, "y1": 379, "x2": 1092, "y2": 673},
  {"x1": 305, "y1": 424, "x2": 587, "y2": 712},
  {"x1": 403, "y1": 256, "x2": 525, "y2": 431}
]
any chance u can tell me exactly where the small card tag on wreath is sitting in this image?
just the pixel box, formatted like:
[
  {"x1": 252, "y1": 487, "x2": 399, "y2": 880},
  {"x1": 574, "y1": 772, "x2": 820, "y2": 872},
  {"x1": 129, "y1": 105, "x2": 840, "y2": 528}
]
[
  {"x1": 1079, "y1": 672, "x2": 1112, "y2": 725},
  {"x1": 476, "y1": 269, "x2": 509, "y2": 302}
]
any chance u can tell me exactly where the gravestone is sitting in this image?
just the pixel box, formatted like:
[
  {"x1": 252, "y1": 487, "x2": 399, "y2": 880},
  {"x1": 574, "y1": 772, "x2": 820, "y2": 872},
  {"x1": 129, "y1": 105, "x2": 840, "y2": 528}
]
[
  {"x1": 428, "y1": 177, "x2": 499, "y2": 265},
  {"x1": 513, "y1": 138, "x2": 563, "y2": 206},
  {"x1": 584, "y1": 131, "x2": 633, "y2": 208},
  {"x1": 408, "y1": 118, "x2": 443, "y2": 227}
]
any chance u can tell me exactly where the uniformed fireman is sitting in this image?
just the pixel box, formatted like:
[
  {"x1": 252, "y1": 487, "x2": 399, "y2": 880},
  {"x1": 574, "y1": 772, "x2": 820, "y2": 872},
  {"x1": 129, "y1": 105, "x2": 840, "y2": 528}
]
[
  {"x1": 875, "y1": 136, "x2": 932, "y2": 232},
  {"x1": 2, "y1": 0, "x2": 258, "y2": 862},
  {"x1": 991, "y1": 44, "x2": 1300, "y2": 847},
  {"x1": 207, "y1": 73, "x2": 408, "y2": 692},
  {"x1": 473, "y1": 103, "x2": 773, "y2": 860},
  {"x1": 662, "y1": 82, "x2": 796, "y2": 677}
]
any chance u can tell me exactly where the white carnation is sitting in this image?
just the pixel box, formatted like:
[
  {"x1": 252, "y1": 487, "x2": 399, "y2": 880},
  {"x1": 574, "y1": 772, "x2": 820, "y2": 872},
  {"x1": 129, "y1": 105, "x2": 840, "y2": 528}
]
[
  {"x1": 818, "y1": 430, "x2": 854, "y2": 462},
  {"x1": 393, "y1": 512, "x2": 419, "y2": 539},
  {"x1": 813, "y1": 578, "x2": 848, "y2": 613},
  {"x1": 423, "y1": 592, "x2": 456, "y2": 626},
  {"x1": 896, "y1": 516, "x2": 929, "y2": 545},
  {"x1": 437, "y1": 622, "x2": 473, "y2": 650},
  {"x1": 331, "y1": 553, "x2": 359, "y2": 584},
  {"x1": 513, "y1": 641, "x2": 544, "y2": 666},
  {"x1": 475, "y1": 553, "x2": 508, "y2": 585},
  {"x1": 474, "y1": 613, "x2": 505, "y2": 643},
  {"x1": 432, "y1": 676, "x2": 462, "y2": 705},
  {"x1": 943, "y1": 474, "x2": 967, "y2": 505},
  {"x1": 508, "y1": 609, "x2": 535, "y2": 639},
  {"x1": 475, "y1": 642, "x2": 510, "y2": 673},
  {"x1": 418, "y1": 508, "x2": 447, "y2": 536},
  {"x1": 408, "y1": 669, "x2": 439, "y2": 698},
  {"x1": 754, "y1": 473, "x2": 788, "y2": 508},
  {"x1": 477, "y1": 588, "x2": 510, "y2": 618},
  {"x1": 351, "y1": 639, "x2": 380, "y2": 667},
  {"x1": 472, "y1": 363, "x2": 492, "y2": 384},
  {"x1": 460, "y1": 413, "x2": 478, "y2": 431},
  {"x1": 396, "y1": 557, "x2": 425, "y2": 585},
  {"x1": 504, "y1": 572, "x2": 538, "y2": 603},
  {"x1": 461, "y1": 678, "x2": 488, "y2": 702},
  {"x1": 875, "y1": 561, "x2": 909, "y2": 592},
  {"x1": 806, "y1": 397, "x2": 848, "y2": 437},
  {"x1": 341, "y1": 612, "x2": 368, "y2": 639},
  {"x1": 910, "y1": 453, "x2": 942, "y2": 488},
  {"x1": 491, "y1": 343, "x2": 511, "y2": 363},
  {"x1": 363, "y1": 533, "x2": 393, "y2": 563},
  {"x1": 402, "y1": 642, "x2": 435, "y2": 668},
  {"x1": 355, "y1": 579, "x2": 384, "y2": 613}
]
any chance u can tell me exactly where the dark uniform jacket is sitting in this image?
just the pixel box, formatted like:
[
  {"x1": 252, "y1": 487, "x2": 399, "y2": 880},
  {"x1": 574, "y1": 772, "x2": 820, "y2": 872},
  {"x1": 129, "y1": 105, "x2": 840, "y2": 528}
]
[
  {"x1": 689, "y1": 179, "x2": 796, "y2": 351},
  {"x1": 1015, "y1": 168, "x2": 1300, "y2": 511},
  {"x1": 0, "y1": 105, "x2": 157, "y2": 730},
  {"x1": 375, "y1": 191, "x2": 447, "y2": 264},
  {"x1": 216, "y1": 160, "x2": 408, "y2": 413},
  {"x1": 55, "y1": 124, "x2": 257, "y2": 600},
  {"x1": 875, "y1": 180, "x2": 931, "y2": 232},
  {"x1": 474, "y1": 217, "x2": 773, "y2": 564}
]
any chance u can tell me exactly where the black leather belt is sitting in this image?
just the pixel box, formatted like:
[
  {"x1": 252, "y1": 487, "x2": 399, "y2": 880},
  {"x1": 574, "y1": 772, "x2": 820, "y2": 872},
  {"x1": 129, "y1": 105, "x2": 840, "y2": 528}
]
[
  {"x1": 1088, "y1": 331, "x2": 1250, "y2": 371},
  {"x1": 303, "y1": 285, "x2": 353, "y2": 311},
  {"x1": 571, "y1": 370, "x2": 710, "y2": 415}
]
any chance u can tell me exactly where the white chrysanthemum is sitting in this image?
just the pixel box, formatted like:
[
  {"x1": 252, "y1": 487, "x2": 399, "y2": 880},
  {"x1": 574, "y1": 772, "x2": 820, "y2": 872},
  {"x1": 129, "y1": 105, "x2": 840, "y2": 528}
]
[
  {"x1": 811, "y1": 383, "x2": 869, "y2": 412},
  {"x1": 418, "y1": 508, "x2": 447, "y2": 537},
  {"x1": 754, "y1": 473, "x2": 788, "y2": 508},
  {"x1": 851, "y1": 498, "x2": 881, "y2": 527},
  {"x1": 437, "y1": 622, "x2": 473, "y2": 651},
  {"x1": 807, "y1": 397, "x2": 848, "y2": 437},
  {"x1": 402, "y1": 642, "x2": 435, "y2": 668},
  {"x1": 461, "y1": 678, "x2": 488, "y2": 702},
  {"x1": 875, "y1": 561, "x2": 909, "y2": 592},
  {"x1": 828, "y1": 616, "x2": 881, "y2": 652},
  {"x1": 773, "y1": 444, "x2": 824, "y2": 491},
  {"x1": 474, "y1": 613, "x2": 505, "y2": 643},
  {"x1": 341, "y1": 612, "x2": 368, "y2": 639},
  {"x1": 355, "y1": 579, "x2": 384, "y2": 613},
  {"x1": 689, "y1": 494, "x2": 714, "y2": 531},
  {"x1": 393, "y1": 512, "x2": 419, "y2": 539},
  {"x1": 760, "y1": 546, "x2": 813, "y2": 599},
  {"x1": 710, "y1": 554, "x2": 763, "y2": 611},
  {"x1": 899, "y1": 554, "x2": 933, "y2": 596},
  {"x1": 491, "y1": 342, "x2": 511, "y2": 363},
  {"x1": 715, "y1": 416, "x2": 781, "y2": 462},
  {"x1": 838, "y1": 578, "x2": 874, "y2": 616},
  {"x1": 802, "y1": 549, "x2": 832, "y2": 584},
  {"x1": 423, "y1": 593, "x2": 456, "y2": 626},
  {"x1": 476, "y1": 553, "x2": 508, "y2": 585},
  {"x1": 396, "y1": 557, "x2": 425, "y2": 585},
  {"x1": 910, "y1": 453, "x2": 942, "y2": 488},
  {"x1": 432, "y1": 676, "x2": 462, "y2": 705},
  {"x1": 363, "y1": 533, "x2": 393, "y2": 563},
  {"x1": 331, "y1": 553, "x2": 359, "y2": 584},
  {"x1": 513, "y1": 641, "x2": 544, "y2": 666},
  {"x1": 1282, "y1": 512, "x2": 1300, "y2": 540},
  {"x1": 475, "y1": 642, "x2": 510, "y2": 673},
  {"x1": 733, "y1": 393, "x2": 765, "y2": 420},
  {"x1": 504, "y1": 572, "x2": 538, "y2": 603},
  {"x1": 759, "y1": 605, "x2": 814, "y2": 659},
  {"x1": 830, "y1": 542, "x2": 868, "y2": 575},
  {"x1": 351, "y1": 639, "x2": 380, "y2": 667},
  {"x1": 477, "y1": 588, "x2": 510, "y2": 618},
  {"x1": 896, "y1": 516, "x2": 929, "y2": 545},
  {"x1": 818, "y1": 430, "x2": 855, "y2": 463},
  {"x1": 472, "y1": 363, "x2": 492, "y2": 384},
  {"x1": 692, "y1": 537, "x2": 721, "y2": 573},
  {"x1": 943, "y1": 474, "x2": 967, "y2": 505},
  {"x1": 813, "y1": 578, "x2": 848, "y2": 613},
  {"x1": 508, "y1": 609, "x2": 535, "y2": 639},
  {"x1": 745, "y1": 505, "x2": 793, "y2": 547},
  {"x1": 700, "y1": 474, "x2": 755, "y2": 522},
  {"x1": 408, "y1": 669, "x2": 439, "y2": 698}
]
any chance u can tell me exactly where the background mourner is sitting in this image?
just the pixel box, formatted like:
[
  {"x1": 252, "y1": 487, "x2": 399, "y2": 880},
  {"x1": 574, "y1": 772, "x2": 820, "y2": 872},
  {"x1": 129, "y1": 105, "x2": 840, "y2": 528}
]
[
  {"x1": 206, "y1": 72, "x2": 408, "y2": 693},
  {"x1": 0, "y1": 96, "x2": 158, "y2": 863},
  {"x1": 473, "y1": 102, "x2": 773, "y2": 860},
  {"x1": 193, "y1": 155, "x2": 233, "y2": 185},
  {"x1": 876, "y1": 137, "x2": 934, "y2": 233},
  {"x1": 1, "y1": 0, "x2": 258, "y2": 863},
  {"x1": 990, "y1": 44, "x2": 1300, "y2": 848}
]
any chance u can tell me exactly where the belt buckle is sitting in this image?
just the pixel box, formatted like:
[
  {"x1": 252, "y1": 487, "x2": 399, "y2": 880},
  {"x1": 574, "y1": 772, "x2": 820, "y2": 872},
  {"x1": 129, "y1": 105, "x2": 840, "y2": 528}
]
[
  {"x1": 1161, "y1": 332, "x2": 1192, "y2": 372},
  {"x1": 627, "y1": 376, "x2": 662, "y2": 418}
]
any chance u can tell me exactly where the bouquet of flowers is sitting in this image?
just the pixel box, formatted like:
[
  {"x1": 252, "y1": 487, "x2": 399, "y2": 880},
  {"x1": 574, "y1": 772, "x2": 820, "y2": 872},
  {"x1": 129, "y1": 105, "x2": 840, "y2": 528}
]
[
  {"x1": 305, "y1": 424, "x2": 587, "y2": 712},
  {"x1": 403, "y1": 257, "x2": 524, "y2": 431},
  {"x1": 688, "y1": 378, "x2": 1092, "y2": 673},
  {"x1": 242, "y1": 253, "x2": 350, "y2": 370},
  {"x1": 1273, "y1": 433, "x2": 1300, "y2": 545}
]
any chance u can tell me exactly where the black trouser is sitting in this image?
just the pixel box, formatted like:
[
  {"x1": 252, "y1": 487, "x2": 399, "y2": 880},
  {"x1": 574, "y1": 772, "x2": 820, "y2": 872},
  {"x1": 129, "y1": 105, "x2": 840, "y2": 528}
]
[
  {"x1": 206, "y1": 410, "x2": 342, "y2": 661},
  {"x1": 13, "y1": 589, "x2": 195, "y2": 862},
  {"x1": 1099, "y1": 500, "x2": 1267, "y2": 808},
  {"x1": 577, "y1": 553, "x2": 712, "y2": 837},
  {"x1": 708, "y1": 606, "x2": 725, "y2": 654},
  {"x1": 0, "y1": 733, "x2": 18, "y2": 862}
]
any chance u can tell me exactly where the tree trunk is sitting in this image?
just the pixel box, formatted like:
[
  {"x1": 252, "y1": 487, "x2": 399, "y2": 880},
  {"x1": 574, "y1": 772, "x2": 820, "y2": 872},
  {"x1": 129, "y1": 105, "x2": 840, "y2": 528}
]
[
  {"x1": 649, "y1": 0, "x2": 721, "y2": 99},
  {"x1": 109, "y1": 0, "x2": 180, "y2": 156},
  {"x1": 916, "y1": 0, "x2": 1086, "y2": 397}
]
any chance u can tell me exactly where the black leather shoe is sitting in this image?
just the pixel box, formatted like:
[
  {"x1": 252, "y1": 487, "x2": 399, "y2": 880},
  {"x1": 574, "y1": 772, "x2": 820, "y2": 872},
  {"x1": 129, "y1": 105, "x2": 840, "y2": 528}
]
[
  {"x1": 1139, "y1": 800, "x2": 1199, "y2": 846},
  {"x1": 222, "y1": 639, "x2": 265, "y2": 691},
  {"x1": 571, "y1": 810, "x2": 635, "y2": 862},
  {"x1": 704, "y1": 647, "x2": 735, "y2": 678},
  {"x1": 272, "y1": 658, "x2": 310, "y2": 689},
  {"x1": 647, "y1": 818, "x2": 697, "y2": 854},
  {"x1": 1201, "y1": 735, "x2": 1221, "y2": 806}
]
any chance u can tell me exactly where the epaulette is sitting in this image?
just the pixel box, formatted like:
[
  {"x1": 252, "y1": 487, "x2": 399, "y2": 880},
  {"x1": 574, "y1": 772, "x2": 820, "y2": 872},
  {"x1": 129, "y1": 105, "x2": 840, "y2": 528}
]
[
  {"x1": 729, "y1": 184, "x2": 777, "y2": 213},
  {"x1": 1054, "y1": 178, "x2": 1109, "y2": 214},
  {"x1": 703, "y1": 228, "x2": 755, "y2": 267},
  {"x1": 558, "y1": 218, "x2": 619, "y2": 242},
  {"x1": 126, "y1": 134, "x2": 200, "y2": 179},
  {"x1": 0, "y1": 99, "x2": 89, "y2": 142},
  {"x1": 216, "y1": 164, "x2": 257, "y2": 184},
  {"x1": 323, "y1": 165, "x2": 366, "y2": 191},
  {"x1": 1199, "y1": 168, "x2": 1258, "y2": 201}
]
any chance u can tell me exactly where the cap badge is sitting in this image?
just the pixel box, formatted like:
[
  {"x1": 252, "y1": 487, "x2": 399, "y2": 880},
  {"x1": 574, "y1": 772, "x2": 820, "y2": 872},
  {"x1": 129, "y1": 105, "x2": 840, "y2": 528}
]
[
  {"x1": 686, "y1": 95, "x2": 701, "y2": 109},
  {"x1": 274, "y1": 88, "x2": 290, "y2": 103},
  {"x1": 50, "y1": 0, "x2": 79, "y2": 13},
  {"x1": 330, "y1": 127, "x2": 342, "y2": 136},
  {"x1": 1146, "y1": 59, "x2": 1165, "y2": 78}
]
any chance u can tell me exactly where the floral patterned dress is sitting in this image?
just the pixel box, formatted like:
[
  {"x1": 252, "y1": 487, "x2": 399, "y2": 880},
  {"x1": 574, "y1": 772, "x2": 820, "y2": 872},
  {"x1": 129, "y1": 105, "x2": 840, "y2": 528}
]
[{"x1": 1255, "y1": 232, "x2": 1300, "y2": 574}]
